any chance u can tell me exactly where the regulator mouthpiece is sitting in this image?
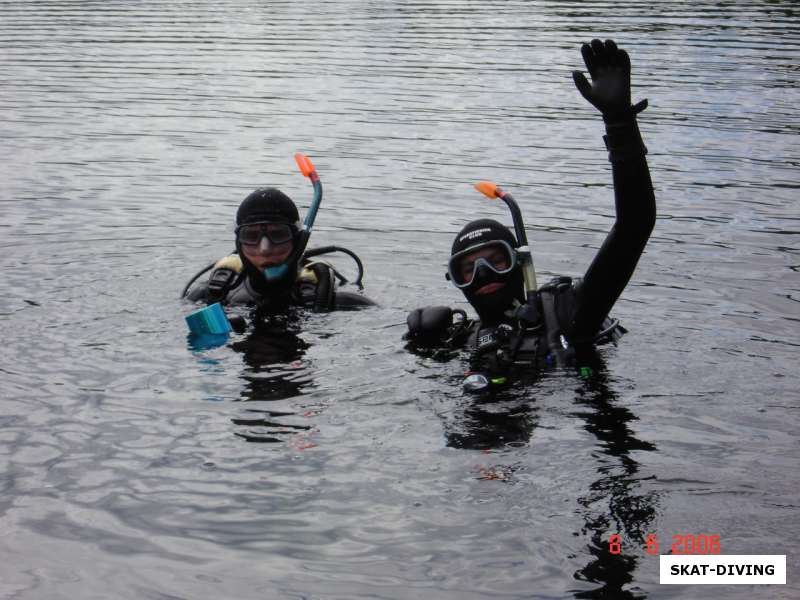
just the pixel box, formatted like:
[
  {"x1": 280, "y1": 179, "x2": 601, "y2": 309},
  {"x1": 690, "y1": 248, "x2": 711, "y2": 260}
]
[{"x1": 263, "y1": 264, "x2": 291, "y2": 281}]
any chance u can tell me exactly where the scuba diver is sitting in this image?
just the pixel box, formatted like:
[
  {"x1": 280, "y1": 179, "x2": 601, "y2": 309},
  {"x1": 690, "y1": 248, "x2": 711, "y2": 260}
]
[
  {"x1": 406, "y1": 39, "x2": 656, "y2": 392},
  {"x1": 183, "y1": 154, "x2": 375, "y2": 315}
]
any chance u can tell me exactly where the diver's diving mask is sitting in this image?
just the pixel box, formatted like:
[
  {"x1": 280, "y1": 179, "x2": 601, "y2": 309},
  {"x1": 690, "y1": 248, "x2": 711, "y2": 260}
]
[
  {"x1": 236, "y1": 222, "x2": 297, "y2": 247},
  {"x1": 446, "y1": 240, "x2": 517, "y2": 289}
]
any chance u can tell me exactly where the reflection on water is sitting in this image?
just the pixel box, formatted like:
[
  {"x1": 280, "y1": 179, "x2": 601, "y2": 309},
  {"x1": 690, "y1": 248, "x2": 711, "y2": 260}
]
[
  {"x1": 227, "y1": 310, "x2": 314, "y2": 443},
  {"x1": 445, "y1": 396, "x2": 539, "y2": 451},
  {"x1": 571, "y1": 355, "x2": 658, "y2": 599},
  {"x1": 230, "y1": 312, "x2": 314, "y2": 443},
  {"x1": 434, "y1": 346, "x2": 659, "y2": 598},
  {"x1": 233, "y1": 312, "x2": 312, "y2": 399},
  {"x1": 2, "y1": 0, "x2": 800, "y2": 598}
]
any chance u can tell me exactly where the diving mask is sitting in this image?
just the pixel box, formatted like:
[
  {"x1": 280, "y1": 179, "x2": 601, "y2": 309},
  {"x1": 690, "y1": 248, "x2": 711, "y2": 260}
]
[
  {"x1": 447, "y1": 240, "x2": 517, "y2": 289},
  {"x1": 236, "y1": 222, "x2": 297, "y2": 247}
]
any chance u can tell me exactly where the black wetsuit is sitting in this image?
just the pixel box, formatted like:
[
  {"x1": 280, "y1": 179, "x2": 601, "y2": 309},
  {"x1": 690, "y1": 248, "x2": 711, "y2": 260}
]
[
  {"x1": 571, "y1": 118, "x2": 655, "y2": 339},
  {"x1": 408, "y1": 115, "x2": 655, "y2": 373}
]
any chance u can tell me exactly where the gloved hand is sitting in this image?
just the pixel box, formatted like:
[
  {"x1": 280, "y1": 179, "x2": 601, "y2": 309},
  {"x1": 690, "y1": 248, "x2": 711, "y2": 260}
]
[
  {"x1": 572, "y1": 38, "x2": 647, "y2": 122},
  {"x1": 406, "y1": 306, "x2": 453, "y2": 342}
]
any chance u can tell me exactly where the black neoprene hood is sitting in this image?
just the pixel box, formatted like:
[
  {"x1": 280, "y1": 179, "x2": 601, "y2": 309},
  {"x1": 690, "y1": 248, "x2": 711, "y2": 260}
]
[
  {"x1": 236, "y1": 188, "x2": 299, "y2": 227},
  {"x1": 451, "y1": 218, "x2": 525, "y2": 323},
  {"x1": 451, "y1": 218, "x2": 518, "y2": 255}
]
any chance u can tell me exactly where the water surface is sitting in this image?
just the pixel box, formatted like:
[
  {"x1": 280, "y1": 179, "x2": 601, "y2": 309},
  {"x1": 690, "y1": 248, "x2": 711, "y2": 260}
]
[{"x1": 1, "y1": 1, "x2": 798, "y2": 598}]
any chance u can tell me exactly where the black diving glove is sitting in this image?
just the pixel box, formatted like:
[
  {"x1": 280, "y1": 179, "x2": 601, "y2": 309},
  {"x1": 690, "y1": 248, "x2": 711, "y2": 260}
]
[
  {"x1": 572, "y1": 38, "x2": 647, "y2": 122},
  {"x1": 406, "y1": 306, "x2": 454, "y2": 343},
  {"x1": 572, "y1": 38, "x2": 648, "y2": 162}
]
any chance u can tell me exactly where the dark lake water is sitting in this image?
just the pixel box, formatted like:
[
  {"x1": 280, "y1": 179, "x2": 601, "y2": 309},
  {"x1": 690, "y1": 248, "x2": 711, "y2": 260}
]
[{"x1": 1, "y1": 1, "x2": 798, "y2": 598}]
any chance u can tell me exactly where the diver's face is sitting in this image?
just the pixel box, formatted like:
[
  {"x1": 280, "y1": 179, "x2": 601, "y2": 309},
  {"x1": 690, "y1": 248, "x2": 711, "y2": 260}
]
[
  {"x1": 459, "y1": 246, "x2": 510, "y2": 296},
  {"x1": 241, "y1": 235, "x2": 294, "y2": 270},
  {"x1": 237, "y1": 222, "x2": 296, "y2": 270}
]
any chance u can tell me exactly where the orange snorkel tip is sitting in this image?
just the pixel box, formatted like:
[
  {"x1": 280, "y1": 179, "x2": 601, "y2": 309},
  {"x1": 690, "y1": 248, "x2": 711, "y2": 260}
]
[
  {"x1": 294, "y1": 152, "x2": 316, "y2": 178},
  {"x1": 474, "y1": 181, "x2": 504, "y2": 199}
]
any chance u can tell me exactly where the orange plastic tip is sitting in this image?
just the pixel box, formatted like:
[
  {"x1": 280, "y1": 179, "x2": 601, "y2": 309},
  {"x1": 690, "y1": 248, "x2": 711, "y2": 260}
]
[
  {"x1": 294, "y1": 152, "x2": 315, "y2": 178},
  {"x1": 474, "y1": 181, "x2": 500, "y2": 199}
]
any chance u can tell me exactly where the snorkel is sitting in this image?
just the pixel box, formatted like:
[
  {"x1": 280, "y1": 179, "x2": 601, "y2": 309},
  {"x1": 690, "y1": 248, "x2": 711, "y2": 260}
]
[
  {"x1": 472, "y1": 181, "x2": 576, "y2": 370},
  {"x1": 456, "y1": 182, "x2": 541, "y2": 392},
  {"x1": 261, "y1": 152, "x2": 322, "y2": 281},
  {"x1": 473, "y1": 181, "x2": 538, "y2": 299},
  {"x1": 185, "y1": 153, "x2": 322, "y2": 343}
]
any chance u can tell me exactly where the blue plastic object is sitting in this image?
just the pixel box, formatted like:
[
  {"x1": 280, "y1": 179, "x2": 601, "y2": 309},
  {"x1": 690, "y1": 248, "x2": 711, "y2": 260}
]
[
  {"x1": 185, "y1": 302, "x2": 232, "y2": 336},
  {"x1": 263, "y1": 263, "x2": 289, "y2": 281}
]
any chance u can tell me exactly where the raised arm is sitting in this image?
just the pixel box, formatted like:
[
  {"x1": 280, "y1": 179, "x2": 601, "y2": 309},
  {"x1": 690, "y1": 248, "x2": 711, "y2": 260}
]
[{"x1": 570, "y1": 39, "x2": 656, "y2": 338}]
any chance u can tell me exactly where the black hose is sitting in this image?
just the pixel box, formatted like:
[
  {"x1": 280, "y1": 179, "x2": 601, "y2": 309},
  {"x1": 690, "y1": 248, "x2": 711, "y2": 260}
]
[
  {"x1": 181, "y1": 261, "x2": 215, "y2": 298},
  {"x1": 304, "y1": 245, "x2": 364, "y2": 287},
  {"x1": 593, "y1": 318, "x2": 622, "y2": 342},
  {"x1": 182, "y1": 244, "x2": 366, "y2": 300}
]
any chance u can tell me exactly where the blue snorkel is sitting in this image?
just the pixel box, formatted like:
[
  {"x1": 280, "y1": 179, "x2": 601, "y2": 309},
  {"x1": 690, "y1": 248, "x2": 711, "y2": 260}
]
[
  {"x1": 185, "y1": 153, "x2": 322, "y2": 343},
  {"x1": 263, "y1": 152, "x2": 322, "y2": 281}
]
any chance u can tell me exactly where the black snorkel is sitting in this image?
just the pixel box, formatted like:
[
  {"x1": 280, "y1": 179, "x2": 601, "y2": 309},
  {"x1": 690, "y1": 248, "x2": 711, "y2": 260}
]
[
  {"x1": 455, "y1": 181, "x2": 541, "y2": 394},
  {"x1": 473, "y1": 181, "x2": 577, "y2": 369},
  {"x1": 262, "y1": 152, "x2": 322, "y2": 282},
  {"x1": 473, "y1": 181, "x2": 538, "y2": 300}
]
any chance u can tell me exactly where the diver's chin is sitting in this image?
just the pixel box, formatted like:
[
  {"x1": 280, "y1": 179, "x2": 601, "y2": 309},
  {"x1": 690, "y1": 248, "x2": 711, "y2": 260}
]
[{"x1": 474, "y1": 282, "x2": 505, "y2": 296}]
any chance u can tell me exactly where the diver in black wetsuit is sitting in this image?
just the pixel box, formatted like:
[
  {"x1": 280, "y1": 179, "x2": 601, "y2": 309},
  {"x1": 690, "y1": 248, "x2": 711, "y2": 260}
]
[
  {"x1": 406, "y1": 39, "x2": 656, "y2": 388},
  {"x1": 183, "y1": 187, "x2": 375, "y2": 313}
]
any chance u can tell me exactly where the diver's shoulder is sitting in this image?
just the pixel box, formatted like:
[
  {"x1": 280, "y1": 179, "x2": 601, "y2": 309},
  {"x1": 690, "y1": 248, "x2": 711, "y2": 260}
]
[
  {"x1": 334, "y1": 290, "x2": 377, "y2": 308},
  {"x1": 297, "y1": 259, "x2": 377, "y2": 310}
]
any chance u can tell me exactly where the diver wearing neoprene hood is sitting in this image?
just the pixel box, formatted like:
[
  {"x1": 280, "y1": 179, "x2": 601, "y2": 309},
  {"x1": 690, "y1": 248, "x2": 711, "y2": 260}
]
[
  {"x1": 406, "y1": 39, "x2": 656, "y2": 390},
  {"x1": 183, "y1": 155, "x2": 375, "y2": 313}
]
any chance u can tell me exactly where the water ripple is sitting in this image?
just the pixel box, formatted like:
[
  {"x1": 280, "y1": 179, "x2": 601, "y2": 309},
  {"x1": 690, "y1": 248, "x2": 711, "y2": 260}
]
[{"x1": 2, "y1": 1, "x2": 800, "y2": 599}]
